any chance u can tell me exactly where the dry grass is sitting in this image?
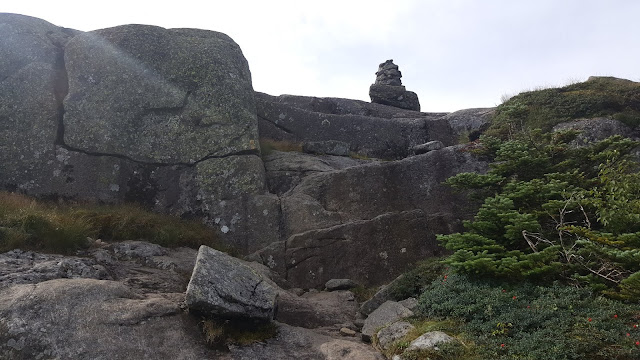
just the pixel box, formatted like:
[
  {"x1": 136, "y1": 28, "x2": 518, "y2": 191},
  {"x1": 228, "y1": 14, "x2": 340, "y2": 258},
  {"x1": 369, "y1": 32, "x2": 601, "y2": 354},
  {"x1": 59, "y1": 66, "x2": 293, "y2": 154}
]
[{"x1": 0, "y1": 191, "x2": 223, "y2": 254}]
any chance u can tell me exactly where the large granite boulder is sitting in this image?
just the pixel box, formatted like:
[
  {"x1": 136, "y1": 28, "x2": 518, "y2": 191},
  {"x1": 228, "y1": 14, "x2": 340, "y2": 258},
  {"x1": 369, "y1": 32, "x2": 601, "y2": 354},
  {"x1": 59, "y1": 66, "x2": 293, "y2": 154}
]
[
  {"x1": 186, "y1": 245, "x2": 278, "y2": 320},
  {"x1": 63, "y1": 24, "x2": 259, "y2": 164},
  {"x1": 256, "y1": 92, "x2": 452, "y2": 159}
]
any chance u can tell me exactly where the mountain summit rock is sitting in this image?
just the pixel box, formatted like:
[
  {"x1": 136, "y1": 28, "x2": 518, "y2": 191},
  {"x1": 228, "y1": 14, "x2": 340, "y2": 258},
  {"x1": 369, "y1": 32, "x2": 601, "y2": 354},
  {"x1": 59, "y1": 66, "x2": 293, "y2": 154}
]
[{"x1": 369, "y1": 59, "x2": 420, "y2": 111}]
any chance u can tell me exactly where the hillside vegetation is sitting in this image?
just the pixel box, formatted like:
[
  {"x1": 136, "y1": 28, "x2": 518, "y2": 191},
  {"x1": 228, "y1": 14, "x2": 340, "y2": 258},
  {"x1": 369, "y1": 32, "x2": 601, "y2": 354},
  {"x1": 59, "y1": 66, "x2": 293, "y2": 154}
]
[
  {"x1": 390, "y1": 78, "x2": 640, "y2": 359},
  {"x1": 488, "y1": 76, "x2": 640, "y2": 138}
]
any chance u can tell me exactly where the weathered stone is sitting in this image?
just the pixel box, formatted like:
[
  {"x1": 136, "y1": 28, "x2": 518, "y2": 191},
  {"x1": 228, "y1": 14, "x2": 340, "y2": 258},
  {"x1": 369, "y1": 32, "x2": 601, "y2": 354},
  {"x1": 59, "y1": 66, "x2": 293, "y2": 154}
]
[
  {"x1": 553, "y1": 117, "x2": 639, "y2": 145},
  {"x1": 340, "y1": 327, "x2": 357, "y2": 337},
  {"x1": 398, "y1": 297, "x2": 419, "y2": 312},
  {"x1": 0, "y1": 14, "x2": 76, "y2": 194},
  {"x1": 374, "y1": 60, "x2": 402, "y2": 86},
  {"x1": 283, "y1": 145, "x2": 487, "y2": 231},
  {"x1": 407, "y1": 331, "x2": 456, "y2": 351},
  {"x1": 444, "y1": 108, "x2": 494, "y2": 142},
  {"x1": 0, "y1": 279, "x2": 212, "y2": 359},
  {"x1": 0, "y1": 250, "x2": 110, "y2": 288},
  {"x1": 369, "y1": 84, "x2": 420, "y2": 111},
  {"x1": 257, "y1": 92, "x2": 451, "y2": 159},
  {"x1": 224, "y1": 323, "x2": 385, "y2": 360},
  {"x1": 412, "y1": 140, "x2": 444, "y2": 154},
  {"x1": 63, "y1": 24, "x2": 259, "y2": 164},
  {"x1": 255, "y1": 146, "x2": 488, "y2": 288},
  {"x1": 325, "y1": 278, "x2": 358, "y2": 291},
  {"x1": 284, "y1": 210, "x2": 443, "y2": 289},
  {"x1": 263, "y1": 150, "x2": 369, "y2": 195},
  {"x1": 303, "y1": 140, "x2": 351, "y2": 156},
  {"x1": 275, "y1": 290, "x2": 357, "y2": 328},
  {"x1": 361, "y1": 301, "x2": 414, "y2": 342},
  {"x1": 369, "y1": 60, "x2": 420, "y2": 111},
  {"x1": 377, "y1": 321, "x2": 415, "y2": 349},
  {"x1": 360, "y1": 277, "x2": 400, "y2": 316},
  {"x1": 186, "y1": 245, "x2": 277, "y2": 320}
]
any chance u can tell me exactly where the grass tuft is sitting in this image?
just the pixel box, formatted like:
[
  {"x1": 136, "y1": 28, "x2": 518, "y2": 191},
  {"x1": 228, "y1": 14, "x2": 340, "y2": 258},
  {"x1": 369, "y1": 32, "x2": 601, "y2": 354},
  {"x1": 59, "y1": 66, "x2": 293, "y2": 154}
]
[{"x1": 0, "y1": 191, "x2": 224, "y2": 254}]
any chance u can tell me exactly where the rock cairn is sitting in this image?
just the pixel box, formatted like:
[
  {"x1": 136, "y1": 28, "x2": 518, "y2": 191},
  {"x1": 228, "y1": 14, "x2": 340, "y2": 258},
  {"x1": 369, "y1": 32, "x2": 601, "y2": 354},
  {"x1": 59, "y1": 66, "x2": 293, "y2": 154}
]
[{"x1": 369, "y1": 60, "x2": 420, "y2": 111}]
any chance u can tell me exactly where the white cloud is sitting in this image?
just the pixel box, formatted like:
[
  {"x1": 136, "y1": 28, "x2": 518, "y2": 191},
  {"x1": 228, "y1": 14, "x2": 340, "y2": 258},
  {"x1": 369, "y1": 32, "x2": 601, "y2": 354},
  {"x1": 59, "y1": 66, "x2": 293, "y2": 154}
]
[{"x1": 3, "y1": 0, "x2": 640, "y2": 111}]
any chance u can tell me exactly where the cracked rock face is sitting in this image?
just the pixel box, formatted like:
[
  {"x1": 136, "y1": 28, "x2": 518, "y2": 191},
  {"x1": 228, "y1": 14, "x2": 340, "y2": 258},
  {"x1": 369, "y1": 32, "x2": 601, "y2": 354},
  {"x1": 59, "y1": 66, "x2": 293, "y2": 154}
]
[
  {"x1": 186, "y1": 245, "x2": 278, "y2": 320},
  {"x1": 63, "y1": 25, "x2": 259, "y2": 164}
]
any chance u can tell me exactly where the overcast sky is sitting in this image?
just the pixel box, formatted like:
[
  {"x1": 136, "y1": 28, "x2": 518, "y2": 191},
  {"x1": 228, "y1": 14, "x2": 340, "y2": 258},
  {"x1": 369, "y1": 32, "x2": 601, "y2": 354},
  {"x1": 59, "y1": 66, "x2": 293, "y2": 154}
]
[{"x1": 4, "y1": 0, "x2": 640, "y2": 112}]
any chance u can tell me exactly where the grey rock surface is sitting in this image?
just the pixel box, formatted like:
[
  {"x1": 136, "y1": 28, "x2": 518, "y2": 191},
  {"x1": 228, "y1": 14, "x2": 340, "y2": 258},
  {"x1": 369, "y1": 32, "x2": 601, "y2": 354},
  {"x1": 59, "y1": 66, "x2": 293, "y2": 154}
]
[
  {"x1": 303, "y1": 140, "x2": 351, "y2": 156},
  {"x1": 412, "y1": 140, "x2": 444, "y2": 154},
  {"x1": 263, "y1": 150, "x2": 370, "y2": 195},
  {"x1": 0, "y1": 250, "x2": 110, "y2": 287},
  {"x1": 361, "y1": 301, "x2": 414, "y2": 342},
  {"x1": 325, "y1": 278, "x2": 358, "y2": 291},
  {"x1": 369, "y1": 84, "x2": 420, "y2": 111},
  {"x1": 63, "y1": 24, "x2": 259, "y2": 164},
  {"x1": 186, "y1": 245, "x2": 277, "y2": 320},
  {"x1": 369, "y1": 60, "x2": 420, "y2": 111},
  {"x1": 276, "y1": 290, "x2": 357, "y2": 329},
  {"x1": 444, "y1": 107, "x2": 494, "y2": 141},
  {"x1": 360, "y1": 280, "x2": 398, "y2": 316},
  {"x1": 407, "y1": 330, "x2": 456, "y2": 351},
  {"x1": 0, "y1": 278, "x2": 208, "y2": 360},
  {"x1": 283, "y1": 210, "x2": 442, "y2": 289},
  {"x1": 252, "y1": 146, "x2": 488, "y2": 288},
  {"x1": 552, "y1": 117, "x2": 639, "y2": 145},
  {"x1": 257, "y1": 92, "x2": 451, "y2": 159},
  {"x1": 377, "y1": 320, "x2": 415, "y2": 349},
  {"x1": 398, "y1": 297, "x2": 419, "y2": 312},
  {"x1": 0, "y1": 14, "x2": 76, "y2": 194},
  {"x1": 221, "y1": 322, "x2": 385, "y2": 360}
]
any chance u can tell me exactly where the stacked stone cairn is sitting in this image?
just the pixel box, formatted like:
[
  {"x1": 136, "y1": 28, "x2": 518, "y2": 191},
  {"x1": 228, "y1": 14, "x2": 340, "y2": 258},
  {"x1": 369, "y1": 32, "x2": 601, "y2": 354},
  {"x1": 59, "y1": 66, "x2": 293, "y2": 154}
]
[{"x1": 369, "y1": 59, "x2": 420, "y2": 111}]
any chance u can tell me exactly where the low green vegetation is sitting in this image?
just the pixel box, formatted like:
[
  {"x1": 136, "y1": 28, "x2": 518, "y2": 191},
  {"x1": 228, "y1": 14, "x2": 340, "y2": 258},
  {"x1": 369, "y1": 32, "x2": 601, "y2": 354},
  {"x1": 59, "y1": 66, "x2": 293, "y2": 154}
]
[
  {"x1": 415, "y1": 273, "x2": 640, "y2": 360},
  {"x1": 488, "y1": 77, "x2": 640, "y2": 138},
  {"x1": 396, "y1": 88, "x2": 640, "y2": 358},
  {"x1": 0, "y1": 191, "x2": 223, "y2": 254},
  {"x1": 258, "y1": 138, "x2": 303, "y2": 155}
]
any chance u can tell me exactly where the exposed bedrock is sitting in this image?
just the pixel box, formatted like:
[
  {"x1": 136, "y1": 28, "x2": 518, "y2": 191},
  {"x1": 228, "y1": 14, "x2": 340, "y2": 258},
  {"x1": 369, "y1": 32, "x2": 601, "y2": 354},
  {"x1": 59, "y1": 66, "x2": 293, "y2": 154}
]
[
  {"x1": 252, "y1": 145, "x2": 489, "y2": 288},
  {"x1": 256, "y1": 92, "x2": 453, "y2": 160}
]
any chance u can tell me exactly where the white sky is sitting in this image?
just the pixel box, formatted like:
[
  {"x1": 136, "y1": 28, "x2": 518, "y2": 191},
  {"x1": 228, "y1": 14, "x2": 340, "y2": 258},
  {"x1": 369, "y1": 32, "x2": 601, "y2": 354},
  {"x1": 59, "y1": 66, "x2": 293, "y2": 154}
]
[{"x1": 4, "y1": 0, "x2": 640, "y2": 112}]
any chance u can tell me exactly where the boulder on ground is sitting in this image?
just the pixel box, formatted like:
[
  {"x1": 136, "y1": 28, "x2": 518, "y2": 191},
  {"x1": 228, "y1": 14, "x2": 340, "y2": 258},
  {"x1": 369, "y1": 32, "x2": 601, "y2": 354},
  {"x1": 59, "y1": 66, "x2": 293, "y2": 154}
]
[
  {"x1": 186, "y1": 245, "x2": 277, "y2": 320},
  {"x1": 552, "y1": 117, "x2": 638, "y2": 145},
  {"x1": 361, "y1": 301, "x2": 414, "y2": 342},
  {"x1": 407, "y1": 331, "x2": 456, "y2": 351},
  {"x1": 377, "y1": 321, "x2": 415, "y2": 349}
]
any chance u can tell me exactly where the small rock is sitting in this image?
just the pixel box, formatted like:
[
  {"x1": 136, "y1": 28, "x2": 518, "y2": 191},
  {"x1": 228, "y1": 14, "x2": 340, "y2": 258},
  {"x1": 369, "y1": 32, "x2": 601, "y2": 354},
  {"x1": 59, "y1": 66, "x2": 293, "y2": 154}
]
[
  {"x1": 376, "y1": 321, "x2": 415, "y2": 349},
  {"x1": 398, "y1": 297, "x2": 418, "y2": 312},
  {"x1": 361, "y1": 301, "x2": 414, "y2": 342},
  {"x1": 325, "y1": 278, "x2": 358, "y2": 291},
  {"x1": 340, "y1": 327, "x2": 357, "y2": 337},
  {"x1": 407, "y1": 331, "x2": 455, "y2": 351},
  {"x1": 392, "y1": 355, "x2": 402, "y2": 360},
  {"x1": 353, "y1": 318, "x2": 365, "y2": 330},
  {"x1": 290, "y1": 287, "x2": 306, "y2": 296}
]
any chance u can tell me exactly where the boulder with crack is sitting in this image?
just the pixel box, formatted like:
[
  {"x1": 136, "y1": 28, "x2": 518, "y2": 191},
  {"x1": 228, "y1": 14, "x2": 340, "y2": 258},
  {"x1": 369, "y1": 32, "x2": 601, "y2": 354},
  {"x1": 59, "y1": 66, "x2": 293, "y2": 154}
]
[{"x1": 186, "y1": 245, "x2": 278, "y2": 320}]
